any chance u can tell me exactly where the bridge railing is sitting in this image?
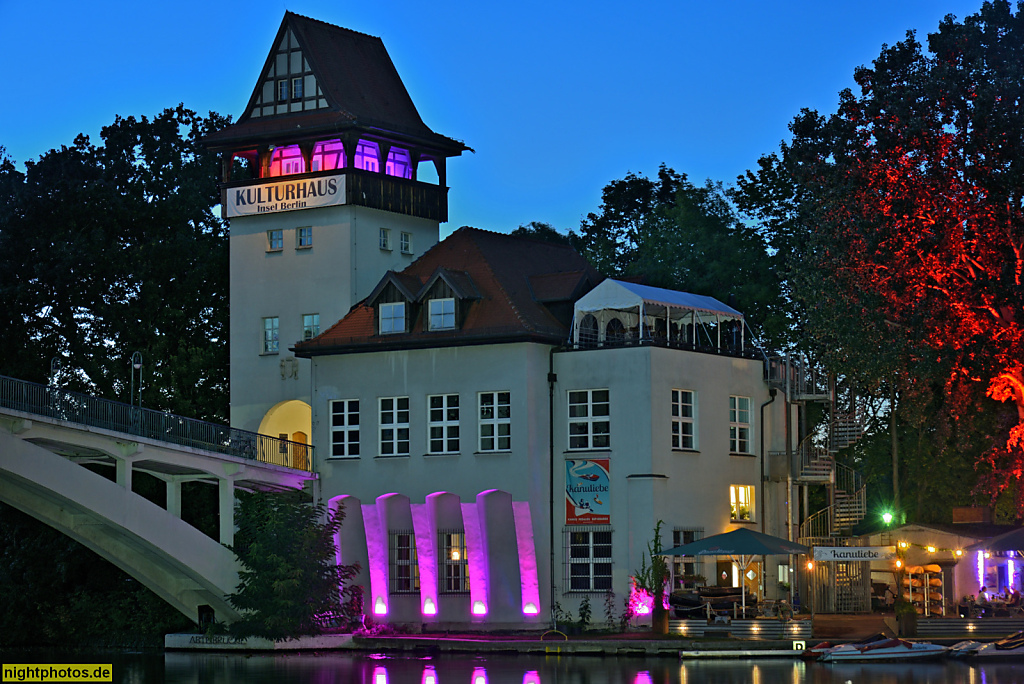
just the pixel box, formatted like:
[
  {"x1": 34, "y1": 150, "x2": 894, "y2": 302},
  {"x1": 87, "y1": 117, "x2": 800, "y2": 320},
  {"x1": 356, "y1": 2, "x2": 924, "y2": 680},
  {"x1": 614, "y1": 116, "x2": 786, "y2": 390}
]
[{"x1": 0, "y1": 375, "x2": 314, "y2": 472}]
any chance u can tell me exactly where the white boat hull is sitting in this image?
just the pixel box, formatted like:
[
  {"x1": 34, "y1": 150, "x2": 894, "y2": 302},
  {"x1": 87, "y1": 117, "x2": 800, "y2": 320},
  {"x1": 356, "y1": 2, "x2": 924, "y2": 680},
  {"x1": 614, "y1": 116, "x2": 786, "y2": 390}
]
[{"x1": 819, "y1": 638, "x2": 947, "y2": 662}]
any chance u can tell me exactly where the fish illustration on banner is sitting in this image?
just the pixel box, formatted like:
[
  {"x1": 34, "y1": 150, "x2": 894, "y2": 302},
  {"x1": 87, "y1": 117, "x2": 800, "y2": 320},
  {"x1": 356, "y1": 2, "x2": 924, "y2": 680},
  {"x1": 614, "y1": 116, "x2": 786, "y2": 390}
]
[{"x1": 565, "y1": 459, "x2": 610, "y2": 524}]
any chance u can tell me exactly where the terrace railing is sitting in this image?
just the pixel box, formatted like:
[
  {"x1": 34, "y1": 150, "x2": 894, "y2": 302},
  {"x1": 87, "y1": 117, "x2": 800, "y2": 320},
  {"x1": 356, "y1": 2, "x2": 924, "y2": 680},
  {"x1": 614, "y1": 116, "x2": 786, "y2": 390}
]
[{"x1": 0, "y1": 375, "x2": 313, "y2": 472}]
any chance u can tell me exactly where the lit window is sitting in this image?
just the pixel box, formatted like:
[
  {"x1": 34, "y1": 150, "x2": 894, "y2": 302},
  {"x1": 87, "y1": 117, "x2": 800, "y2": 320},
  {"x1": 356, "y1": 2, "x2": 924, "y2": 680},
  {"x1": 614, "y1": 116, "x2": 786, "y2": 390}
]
[
  {"x1": 379, "y1": 228, "x2": 392, "y2": 250},
  {"x1": 428, "y1": 298, "x2": 456, "y2": 330},
  {"x1": 568, "y1": 390, "x2": 610, "y2": 450},
  {"x1": 729, "y1": 396, "x2": 752, "y2": 453},
  {"x1": 379, "y1": 397, "x2": 410, "y2": 456},
  {"x1": 386, "y1": 147, "x2": 413, "y2": 179},
  {"x1": 267, "y1": 229, "x2": 284, "y2": 251},
  {"x1": 278, "y1": 80, "x2": 289, "y2": 101},
  {"x1": 302, "y1": 313, "x2": 320, "y2": 341},
  {"x1": 356, "y1": 140, "x2": 380, "y2": 173},
  {"x1": 268, "y1": 145, "x2": 305, "y2": 176},
  {"x1": 292, "y1": 77, "x2": 304, "y2": 99},
  {"x1": 479, "y1": 391, "x2": 511, "y2": 452},
  {"x1": 312, "y1": 139, "x2": 345, "y2": 171},
  {"x1": 672, "y1": 528, "x2": 704, "y2": 590},
  {"x1": 262, "y1": 317, "x2": 279, "y2": 354},
  {"x1": 389, "y1": 531, "x2": 419, "y2": 593},
  {"x1": 566, "y1": 528, "x2": 612, "y2": 592},
  {"x1": 730, "y1": 485, "x2": 754, "y2": 521},
  {"x1": 330, "y1": 399, "x2": 359, "y2": 458},
  {"x1": 379, "y1": 302, "x2": 405, "y2": 334},
  {"x1": 428, "y1": 394, "x2": 459, "y2": 454},
  {"x1": 671, "y1": 390, "x2": 697, "y2": 449},
  {"x1": 439, "y1": 530, "x2": 470, "y2": 593},
  {"x1": 400, "y1": 231, "x2": 412, "y2": 254},
  {"x1": 297, "y1": 226, "x2": 312, "y2": 248}
]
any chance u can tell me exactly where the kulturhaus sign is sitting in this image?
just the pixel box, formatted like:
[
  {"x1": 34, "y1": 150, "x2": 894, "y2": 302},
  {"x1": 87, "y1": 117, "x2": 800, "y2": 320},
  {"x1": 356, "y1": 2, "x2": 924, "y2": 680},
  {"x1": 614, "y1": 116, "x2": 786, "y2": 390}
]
[
  {"x1": 813, "y1": 546, "x2": 896, "y2": 561},
  {"x1": 225, "y1": 174, "x2": 346, "y2": 217}
]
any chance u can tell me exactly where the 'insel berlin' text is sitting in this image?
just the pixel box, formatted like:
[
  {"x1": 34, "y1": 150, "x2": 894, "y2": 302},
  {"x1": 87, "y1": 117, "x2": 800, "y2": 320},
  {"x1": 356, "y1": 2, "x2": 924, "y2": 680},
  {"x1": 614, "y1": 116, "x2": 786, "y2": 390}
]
[{"x1": 234, "y1": 178, "x2": 339, "y2": 208}]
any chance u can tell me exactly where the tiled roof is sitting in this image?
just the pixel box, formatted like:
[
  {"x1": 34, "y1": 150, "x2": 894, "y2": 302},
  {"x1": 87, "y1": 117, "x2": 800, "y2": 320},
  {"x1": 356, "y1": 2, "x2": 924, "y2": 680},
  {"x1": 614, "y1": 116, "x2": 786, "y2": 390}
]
[
  {"x1": 203, "y1": 12, "x2": 467, "y2": 155},
  {"x1": 294, "y1": 228, "x2": 601, "y2": 356}
]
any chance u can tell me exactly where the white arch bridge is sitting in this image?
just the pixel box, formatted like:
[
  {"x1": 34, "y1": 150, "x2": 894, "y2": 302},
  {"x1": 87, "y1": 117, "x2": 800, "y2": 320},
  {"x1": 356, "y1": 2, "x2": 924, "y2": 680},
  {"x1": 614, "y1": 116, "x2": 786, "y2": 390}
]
[{"x1": 0, "y1": 375, "x2": 317, "y2": 625}]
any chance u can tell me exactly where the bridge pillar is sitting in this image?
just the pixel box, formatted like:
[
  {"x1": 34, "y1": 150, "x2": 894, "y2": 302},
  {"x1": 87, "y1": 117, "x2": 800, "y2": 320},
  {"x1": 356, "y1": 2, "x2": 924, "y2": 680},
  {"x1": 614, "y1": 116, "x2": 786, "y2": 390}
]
[
  {"x1": 116, "y1": 458, "x2": 133, "y2": 491},
  {"x1": 167, "y1": 480, "x2": 182, "y2": 518},
  {"x1": 219, "y1": 477, "x2": 235, "y2": 547}
]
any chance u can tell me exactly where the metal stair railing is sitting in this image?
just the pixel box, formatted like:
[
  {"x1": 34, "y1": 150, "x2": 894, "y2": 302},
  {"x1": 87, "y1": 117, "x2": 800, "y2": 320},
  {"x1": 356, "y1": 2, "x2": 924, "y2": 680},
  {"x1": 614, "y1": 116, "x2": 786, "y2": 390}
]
[{"x1": 0, "y1": 374, "x2": 314, "y2": 472}]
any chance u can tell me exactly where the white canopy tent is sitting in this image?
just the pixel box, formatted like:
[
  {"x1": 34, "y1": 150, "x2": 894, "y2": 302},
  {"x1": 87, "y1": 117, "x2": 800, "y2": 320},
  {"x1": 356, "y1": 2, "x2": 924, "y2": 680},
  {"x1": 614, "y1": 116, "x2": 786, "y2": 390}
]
[{"x1": 571, "y1": 279, "x2": 746, "y2": 352}]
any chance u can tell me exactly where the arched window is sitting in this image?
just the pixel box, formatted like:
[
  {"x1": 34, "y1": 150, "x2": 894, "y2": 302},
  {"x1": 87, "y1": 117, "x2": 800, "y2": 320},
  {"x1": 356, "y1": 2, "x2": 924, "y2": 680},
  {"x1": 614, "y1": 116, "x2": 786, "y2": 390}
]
[
  {"x1": 311, "y1": 139, "x2": 345, "y2": 171},
  {"x1": 268, "y1": 144, "x2": 305, "y2": 176},
  {"x1": 605, "y1": 318, "x2": 626, "y2": 346},
  {"x1": 578, "y1": 314, "x2": 598, "y2": 348}
]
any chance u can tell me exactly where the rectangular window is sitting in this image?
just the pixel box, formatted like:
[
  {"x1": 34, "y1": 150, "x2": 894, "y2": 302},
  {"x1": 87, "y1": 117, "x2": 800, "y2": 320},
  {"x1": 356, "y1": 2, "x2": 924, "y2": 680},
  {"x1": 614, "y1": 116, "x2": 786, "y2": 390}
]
[
  {"x1": 302, "y1": 313, "x2": 320, "y2": 341},
  {"x1": 267, "y1": 229, "x2": 283, "y2": 251},
  {"x1": 566, "y1": 527, "x2": 612, "y2": 592},
  {"x1": 292, "y1": 77, "x2": 304, "y2": 99},
  {"x1": 479, "y1": 391, "x2": 511, "y2": 452},
  {"x1": 379, "y1": 228, "x2": 392, "y2": 250},
  {"x1": 379, "y1": 302, "x2": 405, "y2": 334},
  {"x1": 330, "y1": 399, "x2": 359, "y2": 458},
  {"x1": 428, "y1": 298, "x2": 456, "y2": 330},
  {"x1": 568, "y1": 389, "x2": 610, "y2": 450},
  {"x1": 729, "y1": 396, "x2": 752, "y2": 453},
  {"x1": 400, "y1": 231, "x2": 412, "y2": 254},
  {"x1": 428, "y1": 394, "x2": 460, "y2": 454},
  {"x1": 297, "y1": 226, "x2": 312, "y2": 248},
  {"x1": 262, "y1": 317, "x2": 279, "y2": 354},
  {"x1": 277, "y1": 79, "x2": 289, "y2": 101},
  {"x1": 671, "y1": 389, "x2": 697, "y2": 450},
  {"x1": 379, "y1": 397, "x2": 410, "y2": 456},
  {"x1": 438, "y1": 530, "x2": 470, "y2": 593},
  {"x1": 389, "y1": 531, "x2": 419, "y2": 593},
  {"x1": 730, "y1": 485, "x2": 754, "y2": 522},
  {"x1": 672, "y1": 528, "x2": 704, "y2": 589}
]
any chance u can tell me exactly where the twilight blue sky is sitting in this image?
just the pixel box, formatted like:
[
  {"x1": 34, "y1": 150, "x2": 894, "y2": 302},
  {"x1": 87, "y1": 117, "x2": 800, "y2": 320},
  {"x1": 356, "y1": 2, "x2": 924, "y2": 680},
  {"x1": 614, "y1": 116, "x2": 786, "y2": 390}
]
[{"x1": 1, "y1": 0, "x2": 985, "y2": 237}]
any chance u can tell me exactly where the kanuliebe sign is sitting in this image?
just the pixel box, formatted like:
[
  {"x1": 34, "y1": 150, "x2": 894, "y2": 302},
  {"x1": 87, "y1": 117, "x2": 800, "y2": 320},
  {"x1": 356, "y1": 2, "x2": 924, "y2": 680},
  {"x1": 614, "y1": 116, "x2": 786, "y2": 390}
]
[
  {"x1": 813, "y1": 546, "x2": 897, "y2": 561},
  {"x1": 225, "y1": 174, "x2": 346, "y2": 217},
  {"x1": 565, "y1": 458, "x2": 610, "y2": 525}
]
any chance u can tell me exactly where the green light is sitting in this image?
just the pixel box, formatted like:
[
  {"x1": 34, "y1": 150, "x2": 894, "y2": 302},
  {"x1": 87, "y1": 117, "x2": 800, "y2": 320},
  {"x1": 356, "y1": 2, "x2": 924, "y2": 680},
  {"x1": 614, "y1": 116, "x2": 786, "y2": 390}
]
[{"x1": 882, "y1": 512, "x2": 894, "y2": 525}]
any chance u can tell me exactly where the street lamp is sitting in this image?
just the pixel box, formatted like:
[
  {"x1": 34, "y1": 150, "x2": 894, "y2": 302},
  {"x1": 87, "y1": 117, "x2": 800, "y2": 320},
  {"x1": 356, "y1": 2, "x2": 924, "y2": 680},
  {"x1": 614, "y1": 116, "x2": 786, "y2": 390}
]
[
  {"x1": 882, "y1": 511, "x2": 894, "y2": 525},
  {"x1": 130, "y1": 352, "x2": 143, "y2": 408}
]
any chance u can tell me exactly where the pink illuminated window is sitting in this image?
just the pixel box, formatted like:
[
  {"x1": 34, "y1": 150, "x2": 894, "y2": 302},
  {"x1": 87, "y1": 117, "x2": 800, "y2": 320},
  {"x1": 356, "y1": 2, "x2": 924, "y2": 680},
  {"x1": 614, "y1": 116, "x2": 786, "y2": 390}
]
[
  {"x1": 268, "y1": 145, "x2": 305, "y2": 177},
  {"x1": 386, "y1": 147, "x2": 413, "y2": 179},
  {"x1": 312, "y1": 140, "x2": 345, "y2": 172},
  {"x1": 355, "y1": 140, "x2": 379, "y2": 172}
]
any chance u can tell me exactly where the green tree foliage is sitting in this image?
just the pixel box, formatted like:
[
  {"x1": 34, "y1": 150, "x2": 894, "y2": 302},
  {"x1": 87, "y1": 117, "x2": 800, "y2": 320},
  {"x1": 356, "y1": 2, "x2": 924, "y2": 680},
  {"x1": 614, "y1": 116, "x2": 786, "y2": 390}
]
[
  {"x1": 572, "y1": 166, "x2": 789, "y2": 348},
  {"x1": 734, "y1": 1, "x2": 1024, "y2": 516},
  {"x1": 0, "y1": 105, "x2": 230, "y2": 421},
  {"x1": 227, "y1": 492, "x2": 362, "y2": 639}
]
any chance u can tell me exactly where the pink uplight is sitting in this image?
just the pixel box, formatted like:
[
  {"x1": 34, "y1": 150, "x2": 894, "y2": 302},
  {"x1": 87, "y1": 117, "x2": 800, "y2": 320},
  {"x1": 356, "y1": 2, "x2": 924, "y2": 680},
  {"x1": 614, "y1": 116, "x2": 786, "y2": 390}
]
[
  {"x1": 523, "y1": 603, "x2": 539, "y2": 615},
  {"x1": 472, "y1": 601, "x2": 488, "y2": 615},
  {"x1": 374, "y1": 596, "x2": 388, "y2": 615},
  {"x1": 628, "y1": 578, "x2": 668, "y2": 617}
]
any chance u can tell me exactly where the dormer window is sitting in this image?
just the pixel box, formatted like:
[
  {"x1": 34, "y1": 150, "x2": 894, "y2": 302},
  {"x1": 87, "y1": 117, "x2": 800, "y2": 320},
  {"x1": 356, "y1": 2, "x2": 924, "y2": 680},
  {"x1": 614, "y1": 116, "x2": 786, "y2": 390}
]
[
  {"x1": 380, "y1": 302, "x2": 406, "y2": 334},
  {"x1": 428, "y1": 298, "x2": 456, "y2": 330}
]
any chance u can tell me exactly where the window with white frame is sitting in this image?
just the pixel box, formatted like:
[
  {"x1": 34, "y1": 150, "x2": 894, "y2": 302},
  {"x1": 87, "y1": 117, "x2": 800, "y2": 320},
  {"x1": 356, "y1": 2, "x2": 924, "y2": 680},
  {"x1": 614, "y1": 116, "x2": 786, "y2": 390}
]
[
  {"x1": 400, "y1": 231, "x2": 412, "y2": 254},
  {"x1": 729, "y1": 395, "x2": 752, "y2": 453},
  {"x1": 297, "y1": 226, "x2": 312, "y2": 248},
  {"x1": 379, "y1": 302, "x2": 406, "y2": 334},
  {"x1": 671, "y1": 389, "x2": 697, "y2": 449},
  {"x1": 568, "y1": 390, "x2": 610, "y2": 450},
  {"x1": 291, "y1": 77, "x2": 304, "y2": 100},
  {"x1": 730, "y1": 485, "x2": 754, "y2": 522},
  {"x1": 428, "y1": 298, "x2": 456, "y2": 330},
  {"x1": 262, "y1": 317, "x2": 279, "y2": 353},
  {"x1": 479, "y1": 391, "x2": 511, "y2": 452},
  {"x1": 379, "y1": 397, "x2": 410, "y2": 456},
  {"x1": 302, "y1": 313, "x2": 320, "y2": 341},
  {"x1": 428, "y1": 394, "x2": 459, "y2": 454},
  {"x1": 379, "y1": 227, "x2": 392, "y2": 250},
  {"x1": 566, "y1": 527, "x2": 612, "y2": 592},
  {"x1": 267, "y1": 229, "x2": 283, "y2": 251},
  {"x1": 277, "y1": 80, "x2": 289, "y2": 101},
  {"x1": 438, "y1": 530, "x2": 470, "y2": 593},
  {"x1": 330, "y1": 399, "x2": 359, "y2": 458},
  {"x1": 389, "y1": 531, "x2": 419, "y2": 593},
  {"x1": 672, "y1": 527, "x2": 704, "y2": 589}
]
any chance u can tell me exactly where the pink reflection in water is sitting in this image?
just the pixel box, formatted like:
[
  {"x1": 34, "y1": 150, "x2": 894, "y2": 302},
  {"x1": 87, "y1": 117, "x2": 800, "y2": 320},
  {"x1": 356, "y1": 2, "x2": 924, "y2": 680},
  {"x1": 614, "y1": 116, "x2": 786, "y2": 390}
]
[
  {"x1": 633, "y1": 671, "x2": 653, "y2": 684},
  {"x1": 522, "y1": 671, "x2": 541, "y2": 684},
  {"x1": 421, "y1": 666, "x2": 437, "y2": 684},
  {"x1": 372, "y1": 666, "x2": 388, "y2": 684},
  {"x1": 471, "y1": 667, "x2": 488, "y2": 684}
]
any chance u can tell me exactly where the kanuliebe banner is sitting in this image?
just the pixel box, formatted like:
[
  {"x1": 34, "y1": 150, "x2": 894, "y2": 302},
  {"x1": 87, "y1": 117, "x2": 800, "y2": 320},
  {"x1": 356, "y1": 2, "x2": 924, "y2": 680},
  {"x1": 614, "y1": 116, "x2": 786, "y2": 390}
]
[{"x1": 565, "y1": 458, "x2": 610, "y2": 525}]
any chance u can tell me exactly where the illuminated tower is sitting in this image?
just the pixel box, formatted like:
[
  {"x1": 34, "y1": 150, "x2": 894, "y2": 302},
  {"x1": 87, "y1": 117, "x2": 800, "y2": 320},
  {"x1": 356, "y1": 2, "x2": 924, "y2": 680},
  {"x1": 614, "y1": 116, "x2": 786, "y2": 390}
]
[{"x1": 204, "y1": 12, "x2": 467, "y2": 442}]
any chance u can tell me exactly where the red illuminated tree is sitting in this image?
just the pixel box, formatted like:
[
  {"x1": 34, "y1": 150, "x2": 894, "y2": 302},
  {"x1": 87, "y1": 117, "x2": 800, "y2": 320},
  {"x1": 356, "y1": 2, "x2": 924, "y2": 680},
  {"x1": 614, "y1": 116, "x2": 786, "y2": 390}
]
[{"x1": 737, "y1": 1, "x2": 1024, "y2": 511}]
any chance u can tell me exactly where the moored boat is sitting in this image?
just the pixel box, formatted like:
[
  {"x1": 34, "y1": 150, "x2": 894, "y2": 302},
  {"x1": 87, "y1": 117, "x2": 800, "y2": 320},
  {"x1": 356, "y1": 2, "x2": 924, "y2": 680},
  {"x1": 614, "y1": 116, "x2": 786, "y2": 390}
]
[
  {"x1": 958, "y1": 630, "x2": 1024, "y2": 659},
  {"x1": 818, "y1": 637, "x2": 947, "y2": 662}
]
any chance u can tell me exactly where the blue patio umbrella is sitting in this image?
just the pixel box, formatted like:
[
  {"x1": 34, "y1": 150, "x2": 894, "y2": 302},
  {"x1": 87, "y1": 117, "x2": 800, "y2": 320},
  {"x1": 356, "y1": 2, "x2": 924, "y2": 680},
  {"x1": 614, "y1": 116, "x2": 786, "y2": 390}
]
[{"x1": 661, "y1": 528, "x2": 809, "y2": 616}]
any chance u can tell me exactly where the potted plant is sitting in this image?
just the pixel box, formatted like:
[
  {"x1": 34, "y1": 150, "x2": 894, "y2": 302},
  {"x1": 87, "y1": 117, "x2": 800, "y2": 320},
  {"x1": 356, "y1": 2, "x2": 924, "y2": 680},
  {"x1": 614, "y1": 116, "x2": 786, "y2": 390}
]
[
  {"x1": 895, "y1": 599, "x2": 918, "y2": 637},
  {"x1": 634, "y1": 521, "x2": 670, "y2": 635}
]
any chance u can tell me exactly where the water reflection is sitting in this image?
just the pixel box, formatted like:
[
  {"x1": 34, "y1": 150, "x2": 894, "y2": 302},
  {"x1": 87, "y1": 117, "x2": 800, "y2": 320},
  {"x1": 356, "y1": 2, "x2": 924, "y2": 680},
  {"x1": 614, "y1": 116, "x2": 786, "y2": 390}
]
[{"x1": 153, "y1": 652, "x2": 1024, "y2": 684}]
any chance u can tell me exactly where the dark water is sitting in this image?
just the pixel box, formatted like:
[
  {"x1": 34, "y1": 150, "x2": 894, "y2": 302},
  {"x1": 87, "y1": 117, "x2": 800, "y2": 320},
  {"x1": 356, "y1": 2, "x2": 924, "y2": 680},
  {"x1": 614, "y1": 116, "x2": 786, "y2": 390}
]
[{"x1": 4, "y1": 652, "x2": 1024, "y2": 684}]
